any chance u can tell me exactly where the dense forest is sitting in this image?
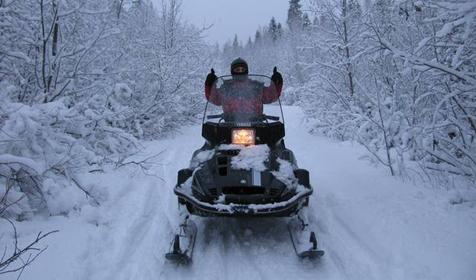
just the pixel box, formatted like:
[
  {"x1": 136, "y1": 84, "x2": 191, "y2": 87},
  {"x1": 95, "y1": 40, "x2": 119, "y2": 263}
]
[
  {"x1": 0, "y1": 0, "x2": 214, "y2": 273},
  {"x1": 1, "y1": 0, "x2": 213, "y2": 217},
  {"x1": 223, "y1": 0, "x2": 476, "y2": 183}
]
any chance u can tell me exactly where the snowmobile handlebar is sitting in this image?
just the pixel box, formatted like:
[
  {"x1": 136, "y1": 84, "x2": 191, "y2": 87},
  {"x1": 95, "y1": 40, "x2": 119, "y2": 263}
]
[
  {"x1": 265, "y1": 115, "x2": 280, "y2": 121},
  {"x1": 216, "y1": 74, "x2": 272, "y2": 79},
  {"x1": 206, "y1": 113, "x2": 224, "y2": 119}
]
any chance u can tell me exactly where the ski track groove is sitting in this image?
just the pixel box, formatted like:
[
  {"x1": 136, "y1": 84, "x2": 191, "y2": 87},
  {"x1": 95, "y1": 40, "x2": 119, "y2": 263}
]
[
  {"x1": 309, "y1": 177, "x2": 389, "y2": 280},
  {"x1": 302, "y1": 209, "x2": 345, "y2": 280},
  {"x1": 230, "y1": 226, "x2": 268, "y2": 280},
  {"x1": 110, "y1": 182, "x2": 158, "y2": 279},
  {"x1": 228, "y1": 221, "x2": 268, "y2": 280},
  {"x1": 82, "y1": 142, "x2": 184, "y2": 280}
]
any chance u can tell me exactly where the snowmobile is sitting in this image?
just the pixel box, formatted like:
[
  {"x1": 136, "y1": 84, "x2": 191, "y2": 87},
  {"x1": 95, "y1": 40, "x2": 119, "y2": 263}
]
[{"x1": 165, "y1": 74, "x2": 324, "y2": 264}]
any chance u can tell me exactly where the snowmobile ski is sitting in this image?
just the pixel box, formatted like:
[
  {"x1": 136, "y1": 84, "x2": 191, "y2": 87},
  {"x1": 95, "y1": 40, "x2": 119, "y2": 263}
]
[
  {"x1": 288, "y1": 215, "x2": 324, "y2": 259},
  {"x1": 165, "y1": 218, "x2": 197, "y2": 264}
]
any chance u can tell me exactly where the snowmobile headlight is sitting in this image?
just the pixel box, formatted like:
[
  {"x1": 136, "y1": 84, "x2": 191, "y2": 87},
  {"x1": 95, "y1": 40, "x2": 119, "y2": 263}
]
[{"x1": 232, "y1": 129, "x2": 255, "y2": 146}]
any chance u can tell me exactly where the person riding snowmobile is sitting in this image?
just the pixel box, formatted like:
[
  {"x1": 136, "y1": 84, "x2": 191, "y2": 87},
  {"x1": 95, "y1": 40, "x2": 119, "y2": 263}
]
[
  {"x1": 204, "y1": 58, "x2": 283, "y2": 121},
  {"x1": 166, "y1": 60, "x2": 325, "y2": 263}
]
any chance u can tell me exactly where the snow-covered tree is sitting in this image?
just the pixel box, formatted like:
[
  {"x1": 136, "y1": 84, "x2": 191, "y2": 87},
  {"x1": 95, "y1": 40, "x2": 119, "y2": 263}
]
[
  {"x1": 269, "y1": 17, "x2": 279, "y2": 43},
  {"x1": 0, "y1": 0, "x2": 213, "y2": 221},
  {"x1": 227, "y1": 0, "x2": 475, "y2": 183},
  {"x1": 287, "y1": 0, "x2": 304, "y2": 31}
]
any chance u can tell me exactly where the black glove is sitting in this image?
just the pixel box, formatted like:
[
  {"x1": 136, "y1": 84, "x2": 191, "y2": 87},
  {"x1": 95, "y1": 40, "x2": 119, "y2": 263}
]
[
  {"x1": 205, "y1": 68, "x2": 217, "y2": 87},
  {"x1": 271, "y1": 67, "x2": 283, "y2": 86}
]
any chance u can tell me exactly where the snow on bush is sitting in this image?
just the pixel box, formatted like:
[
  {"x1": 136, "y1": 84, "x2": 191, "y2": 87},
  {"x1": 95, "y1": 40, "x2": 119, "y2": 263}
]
[
  {"x1": 0, "y1": 90, "x2": 139, "y2": 218},
  {"x1": 0, "y1": 0, "x2": 213, "y2": 220},
  {"x1": 220, "y1": 0, "x2": 476, "y2": 188}
]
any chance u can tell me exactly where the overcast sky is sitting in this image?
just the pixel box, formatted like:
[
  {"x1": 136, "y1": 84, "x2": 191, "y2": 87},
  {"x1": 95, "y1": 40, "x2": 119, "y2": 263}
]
[{"x1": 154, "y1": 0, "x2": 290, "y2": 46}]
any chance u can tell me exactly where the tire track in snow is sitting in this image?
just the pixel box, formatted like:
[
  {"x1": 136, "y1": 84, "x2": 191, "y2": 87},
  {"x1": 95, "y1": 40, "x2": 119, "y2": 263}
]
[
  {"x1": 284, "y1": 106, "x2": 393, "y2": 280},
  {"x1": 306, "y1": 203, "x2": 352, "y2": 280},
  {"x1": 108, "y1": 182, "x2": 160, "y2": 279},
  {"x1": 312, "y1": 192, "x2": 392, "y2": 280},
  {"x1": 226, "y1": 219, "x2": 289, "y2": 280},
  {"x1": 81, "y1": 138, "x2": 194, "y2": 280},
  {"x1": 82, "y1": 180, "x2": 161, "y2": 280}
]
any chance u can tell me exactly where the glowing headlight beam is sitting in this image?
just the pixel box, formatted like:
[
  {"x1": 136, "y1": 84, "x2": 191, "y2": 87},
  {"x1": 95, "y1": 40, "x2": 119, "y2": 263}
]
[{"x1": 231, "y1": 129, "x2": 256, "y2": 146}]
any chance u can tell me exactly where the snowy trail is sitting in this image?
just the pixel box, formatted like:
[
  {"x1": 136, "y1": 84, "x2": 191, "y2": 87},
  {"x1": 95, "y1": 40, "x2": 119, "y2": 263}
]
[{"x1": 10, "y1": 106, "x2": 476, "y2": 280}]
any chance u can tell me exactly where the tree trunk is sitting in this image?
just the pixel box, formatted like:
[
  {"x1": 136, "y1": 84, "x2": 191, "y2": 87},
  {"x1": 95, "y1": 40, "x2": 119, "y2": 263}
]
[{"x1": 342, "y1": 0, "x2": 355, "y2": 96}]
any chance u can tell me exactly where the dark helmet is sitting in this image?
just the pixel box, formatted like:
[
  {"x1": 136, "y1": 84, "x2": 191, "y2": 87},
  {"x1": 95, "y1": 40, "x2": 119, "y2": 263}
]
[{"x1": 230, "y1": 58, "x2": 249, "y2": 76}]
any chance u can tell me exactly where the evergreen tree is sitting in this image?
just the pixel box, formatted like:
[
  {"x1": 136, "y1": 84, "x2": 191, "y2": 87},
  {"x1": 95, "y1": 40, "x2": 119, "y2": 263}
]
[
  {"x1": 232, "y1": 34, "x2": 240, "y2": 51},
  {"x1": 276, "y1": 23, "x2": 283, "y2": 39},
  {"x1": 287, "y1": 0, "x2": 304, "y2": 30},
  {"x1": 268, "y1": 17, "x2": 279, "y2": 42},
  {"x1": 255, "y1": 30, "x2": 262, "y2": 45},
  {"x1": 348, "y1": 0, "x2": 363, "y2": 22},
  {"x1": 246, "y1": 36, "x2": 253, "y2": 48},
  {"x1": 302, "y1": 13, "x2": 311, "y2": 29}
]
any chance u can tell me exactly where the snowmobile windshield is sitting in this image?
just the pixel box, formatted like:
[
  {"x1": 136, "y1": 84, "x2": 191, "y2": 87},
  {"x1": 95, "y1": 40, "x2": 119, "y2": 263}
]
[{"x1": 204, "y1": 74, "x2": 283, "y2": 124}]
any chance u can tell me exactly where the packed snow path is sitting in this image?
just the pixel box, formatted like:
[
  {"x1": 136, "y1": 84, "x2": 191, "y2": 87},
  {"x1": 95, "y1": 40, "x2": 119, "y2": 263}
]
[{"x1": 9, "y1": 106, "x2": 476, "y2": 280}]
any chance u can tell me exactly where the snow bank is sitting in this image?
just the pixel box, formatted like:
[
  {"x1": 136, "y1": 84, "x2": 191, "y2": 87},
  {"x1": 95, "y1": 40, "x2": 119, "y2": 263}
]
[{"x1": 0, "y1": 94, "x2": 138, "y2": 219}]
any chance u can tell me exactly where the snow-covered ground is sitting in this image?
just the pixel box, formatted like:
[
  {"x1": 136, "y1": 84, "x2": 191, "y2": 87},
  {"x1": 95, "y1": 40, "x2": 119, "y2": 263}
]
[{"x1": 3, "y1": 106, "x2": 476, "y2": 280}]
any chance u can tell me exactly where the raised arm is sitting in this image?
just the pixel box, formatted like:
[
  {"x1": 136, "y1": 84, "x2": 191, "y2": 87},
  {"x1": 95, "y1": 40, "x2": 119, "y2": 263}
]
[
  {"x1": 262, "y1": 67, "x2": 283, "y2": 104},
  {"x1": 204, "y1": 69, "x2": 222, "y2": 106}
]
